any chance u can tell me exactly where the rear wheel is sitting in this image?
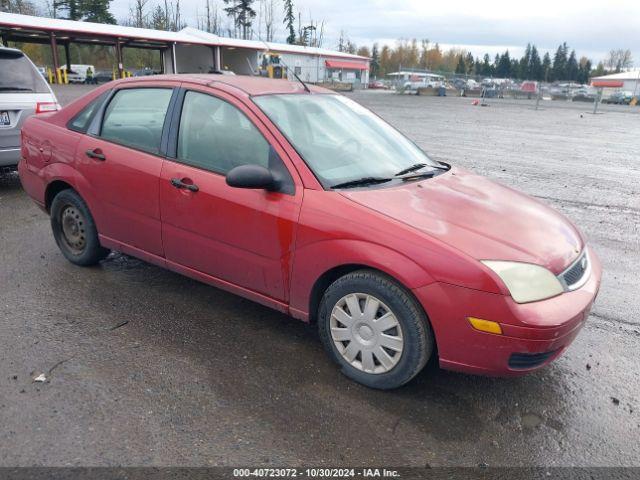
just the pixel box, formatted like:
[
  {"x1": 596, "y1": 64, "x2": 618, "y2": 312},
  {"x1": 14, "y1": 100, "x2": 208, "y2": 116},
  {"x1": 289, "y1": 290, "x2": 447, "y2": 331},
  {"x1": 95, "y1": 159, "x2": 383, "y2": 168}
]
[
  {"x1": 318, "y1": 270, "x2": 433, "y2": 389},
  {"x1": 50, "y1": 189, "x2": 110, "y2": 266}
]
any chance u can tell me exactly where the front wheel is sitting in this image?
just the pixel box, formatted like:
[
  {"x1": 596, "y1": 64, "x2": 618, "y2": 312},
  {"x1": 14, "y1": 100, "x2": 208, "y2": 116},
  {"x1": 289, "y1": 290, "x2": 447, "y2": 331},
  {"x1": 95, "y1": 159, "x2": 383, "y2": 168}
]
[
  {"x1": 50, "y1": 189, "x2": 110, "y2": 266},
  {"x1": 318, "y1": 270, "x2": 434, "y2": 389}
]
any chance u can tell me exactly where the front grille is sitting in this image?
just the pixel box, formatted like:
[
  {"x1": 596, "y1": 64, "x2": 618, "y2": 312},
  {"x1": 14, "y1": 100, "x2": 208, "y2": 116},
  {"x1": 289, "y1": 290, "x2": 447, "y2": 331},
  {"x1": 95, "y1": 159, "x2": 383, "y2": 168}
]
[
  {"x1": 508, "y1": 350, "x2": 559, "y2": 370},
  {"x1": 559, "y1": 250, "x2": 590, "y2": 291}
]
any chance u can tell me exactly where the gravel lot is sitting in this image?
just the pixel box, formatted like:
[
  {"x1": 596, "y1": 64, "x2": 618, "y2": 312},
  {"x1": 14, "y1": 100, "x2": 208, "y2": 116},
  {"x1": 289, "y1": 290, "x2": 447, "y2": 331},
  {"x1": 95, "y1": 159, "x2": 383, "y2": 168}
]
[{"x1": 0, "y1": 85, "x2": 638, "y2": 468}]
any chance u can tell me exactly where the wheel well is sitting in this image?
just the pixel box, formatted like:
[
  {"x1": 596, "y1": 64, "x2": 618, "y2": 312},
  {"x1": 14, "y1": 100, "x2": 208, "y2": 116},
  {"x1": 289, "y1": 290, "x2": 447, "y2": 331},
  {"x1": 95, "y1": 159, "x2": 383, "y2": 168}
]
[
  {"x1": 45, "y1": 180, "x2": 74, "y2": 212},
  {"x1": 308, "y1": 264, "x2": 370, "y2": 324},
  {"x1": 308, "y1": 264, "x2": 439, "y2": 360}
]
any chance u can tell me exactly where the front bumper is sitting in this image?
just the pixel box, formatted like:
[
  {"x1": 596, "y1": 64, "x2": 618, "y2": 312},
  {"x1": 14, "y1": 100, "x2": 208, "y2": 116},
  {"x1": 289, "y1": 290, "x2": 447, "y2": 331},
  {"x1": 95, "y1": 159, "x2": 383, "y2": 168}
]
[{"x1": 413, "y1": 246, "x2": 602, "y2": 376}]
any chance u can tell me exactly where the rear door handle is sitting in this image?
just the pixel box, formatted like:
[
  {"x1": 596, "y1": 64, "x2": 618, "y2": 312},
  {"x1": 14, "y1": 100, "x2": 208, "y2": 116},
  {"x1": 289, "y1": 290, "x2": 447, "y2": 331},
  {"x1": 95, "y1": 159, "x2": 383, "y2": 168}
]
[
  {"x1": 170, "y1": 178, "x2": 199, "y2": 192},
  {"x1": 85, "y1": 148, "x2": 105, "y2": 160}
]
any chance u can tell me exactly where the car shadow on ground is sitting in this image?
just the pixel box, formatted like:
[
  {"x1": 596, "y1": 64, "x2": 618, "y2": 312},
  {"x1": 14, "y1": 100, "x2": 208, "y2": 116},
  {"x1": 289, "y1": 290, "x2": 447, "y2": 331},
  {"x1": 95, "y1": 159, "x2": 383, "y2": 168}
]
[
  {"x1": 0, "y1": 170, "x2": 21, "y2": 191},
  {"x1": 69, "y1": 251, "x2": 575, "y2": 457}
]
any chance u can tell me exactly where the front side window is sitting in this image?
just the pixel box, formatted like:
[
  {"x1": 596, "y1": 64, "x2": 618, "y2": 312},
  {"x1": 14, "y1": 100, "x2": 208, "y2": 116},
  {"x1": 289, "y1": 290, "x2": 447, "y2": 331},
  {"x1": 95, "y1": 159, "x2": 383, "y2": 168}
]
[
  {"x1": 100, "y1": 88, "x2": 173, "y2": 154},
  {"x1": 254, "y1": 94, "x2": 443, "y2": 189},
  {"x1": 177, "y1": 91, "x2": 270, "y2": 174}
]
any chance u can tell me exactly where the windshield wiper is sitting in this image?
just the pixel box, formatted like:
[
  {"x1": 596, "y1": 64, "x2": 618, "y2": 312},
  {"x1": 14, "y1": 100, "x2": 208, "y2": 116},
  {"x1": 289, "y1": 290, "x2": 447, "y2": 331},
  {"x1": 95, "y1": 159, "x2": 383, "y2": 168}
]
[
  {"x1": 395, "y1": 163, "x2": 428, "y2": 176},
  {"x1": 394, "y1": 162, "x2": 449, "y2": 176},
  {"x1": 0, "y1": 86, "x2": 34, "y2": 92},
  {"x1": 331, "y1": 177, "x2": 392, "y2": 189}
]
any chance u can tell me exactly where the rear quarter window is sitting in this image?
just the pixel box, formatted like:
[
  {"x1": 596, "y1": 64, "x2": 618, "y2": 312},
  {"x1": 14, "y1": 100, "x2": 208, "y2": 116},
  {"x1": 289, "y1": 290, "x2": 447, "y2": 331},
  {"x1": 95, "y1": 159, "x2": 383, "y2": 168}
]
[{"x1": 68, "y1": 91, "x2": 110, "y2": 133}]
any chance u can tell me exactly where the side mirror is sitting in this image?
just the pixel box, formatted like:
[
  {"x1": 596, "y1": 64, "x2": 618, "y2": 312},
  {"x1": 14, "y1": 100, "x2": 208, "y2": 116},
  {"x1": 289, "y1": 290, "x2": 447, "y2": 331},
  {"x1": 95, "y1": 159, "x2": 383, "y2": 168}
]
[{"x1": 226, "y1": 164, "x2": 275, "y2": 190}]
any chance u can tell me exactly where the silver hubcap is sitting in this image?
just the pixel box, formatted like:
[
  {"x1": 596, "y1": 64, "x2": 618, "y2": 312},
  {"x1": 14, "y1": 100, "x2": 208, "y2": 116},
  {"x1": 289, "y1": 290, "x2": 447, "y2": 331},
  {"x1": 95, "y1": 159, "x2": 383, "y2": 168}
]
[
  {"x1": 60, "y1": 205, "x2": 86, "y2": 255},
  {"x1": 330, "y1": 293, "x2": 403, "y2": 374}
]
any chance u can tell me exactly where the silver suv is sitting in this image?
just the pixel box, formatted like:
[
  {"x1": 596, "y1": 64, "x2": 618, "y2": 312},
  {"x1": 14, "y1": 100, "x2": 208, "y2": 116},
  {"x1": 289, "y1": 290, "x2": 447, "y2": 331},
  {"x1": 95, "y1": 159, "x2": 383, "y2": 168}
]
[{"x1": 1, "y1": 47, "x2": 59, "y2": 170}]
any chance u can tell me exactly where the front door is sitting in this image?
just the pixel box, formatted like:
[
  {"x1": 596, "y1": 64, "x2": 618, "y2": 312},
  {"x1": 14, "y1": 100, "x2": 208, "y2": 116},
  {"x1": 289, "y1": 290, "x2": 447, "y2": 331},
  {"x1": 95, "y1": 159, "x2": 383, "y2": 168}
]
[
  {"x1": 159, "y1": 88, "x2": 302, "y2": 301},
  {"x1": 76, "y1": 86, "x2": 175, "y2": 258}
]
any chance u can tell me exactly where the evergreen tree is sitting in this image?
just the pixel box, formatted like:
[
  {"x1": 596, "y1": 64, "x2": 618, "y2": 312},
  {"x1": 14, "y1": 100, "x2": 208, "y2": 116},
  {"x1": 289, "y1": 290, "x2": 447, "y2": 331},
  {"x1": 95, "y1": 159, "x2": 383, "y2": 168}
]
[
  {"x1": 150, "y1": 3, "x2": 169, "y2": 29},
  {"x1": 511, "y1": 57, "x2": 519, "y2": 79},
  {"x1": 542, "y1": 52, "x2": 551, "y2": 82},
  {"x1": 455, "y1": 55, "x2": 466, "y2": 74},
  {"x1": 82, "y1": 0, "x2": 115, "y2": 23},
  {"x1": 53, "y1": 0, "x2": 81, "y2": 20},
  {"x1": 481, "y1": 53, "x2": 492, "y2": 76},
  {"x1": 464, "y1": 51, "x2": 474, "y2": 74},
  {"x1": 53, "y1": 0, "x2": 114, "y2": 23},
  {"x1": 519, "y1": 43, "x2": 532, "y2": 80},
  {"x1": 592, "y1": 61, "x2": 606, "y2": 77},
  {"x1": 224, "y1": 0, "x2": 256, "y2": 39},
  {"x1": 530, "y1": 45, "x2": 542, "y2": 81},
  {"x1": 577, "y1": 58, "x2": 592, "y2": 84},
  {"x1": 495, "y1": 50, "x2": 511, "y2": 78},
  {"x1": 567, "y1": 49, "x2": 579, "y2": 81},
  {"x1": 370, "y1": 43, "x2": 380, "y2": 78},
  {"x1": 283, "y1": 0, "x2": 295, "y2": 44},
  {"x1": 551, "y1": 42, "x2": 569, "y2": 81}
]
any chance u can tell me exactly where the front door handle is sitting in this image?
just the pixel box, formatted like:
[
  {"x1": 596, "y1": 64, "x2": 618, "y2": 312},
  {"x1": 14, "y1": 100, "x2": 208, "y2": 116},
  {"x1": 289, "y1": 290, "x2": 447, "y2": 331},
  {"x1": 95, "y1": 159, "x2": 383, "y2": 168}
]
[
  {"x1": 170, "y1": 178, "x2": 199, "y2": 192},
  {"x1": 85, "y1": 148, "x2": 106, "y2": 161}
]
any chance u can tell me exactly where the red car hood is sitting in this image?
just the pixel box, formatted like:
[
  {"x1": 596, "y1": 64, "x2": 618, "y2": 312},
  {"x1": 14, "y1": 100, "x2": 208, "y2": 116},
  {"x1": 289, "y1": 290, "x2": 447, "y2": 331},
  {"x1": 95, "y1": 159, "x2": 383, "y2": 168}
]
[{"x1": 340, "y1": 167, "x2": 583, "y2": 274}]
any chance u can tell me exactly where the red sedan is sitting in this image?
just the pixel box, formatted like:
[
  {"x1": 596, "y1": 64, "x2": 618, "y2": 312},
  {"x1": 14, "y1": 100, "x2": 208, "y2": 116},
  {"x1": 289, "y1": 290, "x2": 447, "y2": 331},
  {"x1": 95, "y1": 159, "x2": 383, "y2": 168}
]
[{"x1": 19, "y1": 75, "x2": 601, "y2": 389}]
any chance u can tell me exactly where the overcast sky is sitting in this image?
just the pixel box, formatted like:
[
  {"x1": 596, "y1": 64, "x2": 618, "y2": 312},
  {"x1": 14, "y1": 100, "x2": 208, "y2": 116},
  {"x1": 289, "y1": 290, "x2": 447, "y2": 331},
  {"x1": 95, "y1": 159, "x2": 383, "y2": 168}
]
[{"x1": 109, "y1": 0, "x2": 639, "y2": 64}]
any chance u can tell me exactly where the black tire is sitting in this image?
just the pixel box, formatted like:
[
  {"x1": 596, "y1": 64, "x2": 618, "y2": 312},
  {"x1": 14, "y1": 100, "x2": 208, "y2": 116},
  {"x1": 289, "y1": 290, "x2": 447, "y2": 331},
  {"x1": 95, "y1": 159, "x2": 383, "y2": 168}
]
[
  {"x1": 50, "y1": 189, "x2": 110, "y2": 266},
  {"x1": 318, "y1": 269, "x2": 433, "y2": 389}
]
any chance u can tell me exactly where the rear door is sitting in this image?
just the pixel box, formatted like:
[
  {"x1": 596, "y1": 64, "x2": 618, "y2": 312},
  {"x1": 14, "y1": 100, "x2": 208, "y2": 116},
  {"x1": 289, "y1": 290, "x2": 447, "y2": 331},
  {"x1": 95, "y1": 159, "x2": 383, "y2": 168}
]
[
  {"x1": 75, "y1": 84, "x2": 177, "y2": 258},
  {"x1": 159, "y1": 87, "x2": 303, "y2": 302}
]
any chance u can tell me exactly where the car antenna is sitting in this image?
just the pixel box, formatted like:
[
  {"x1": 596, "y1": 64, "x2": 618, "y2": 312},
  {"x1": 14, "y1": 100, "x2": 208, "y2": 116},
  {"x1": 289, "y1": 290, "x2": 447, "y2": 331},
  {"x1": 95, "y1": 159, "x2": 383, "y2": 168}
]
[{"x1": 257, "y1": 37, "x2": 311, "y2": 93}]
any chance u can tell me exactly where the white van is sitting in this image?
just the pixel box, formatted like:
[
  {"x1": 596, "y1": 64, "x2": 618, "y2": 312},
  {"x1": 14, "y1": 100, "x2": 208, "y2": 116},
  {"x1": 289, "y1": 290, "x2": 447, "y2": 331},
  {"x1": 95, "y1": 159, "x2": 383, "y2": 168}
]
[{"x1": 61, "y1": 64, "x2": 96, "y2": 83}]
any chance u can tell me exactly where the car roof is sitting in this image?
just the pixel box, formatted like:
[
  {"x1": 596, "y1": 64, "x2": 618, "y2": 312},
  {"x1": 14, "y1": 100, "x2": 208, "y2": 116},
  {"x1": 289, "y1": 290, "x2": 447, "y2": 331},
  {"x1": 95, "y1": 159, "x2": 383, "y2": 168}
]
[
  {"x1": 0, "y1": 46, "x2": 24, "y2": 54},
  {"x1": 113, "y1": 73, "x2": 332, "y2": 96}
]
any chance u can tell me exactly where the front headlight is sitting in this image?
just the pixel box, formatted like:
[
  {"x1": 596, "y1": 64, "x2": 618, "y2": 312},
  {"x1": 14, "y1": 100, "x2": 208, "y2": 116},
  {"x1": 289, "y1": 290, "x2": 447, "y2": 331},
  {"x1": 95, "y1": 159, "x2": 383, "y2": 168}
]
[{"x1": 481, "y1": 261, "x2": 564, "y2": 304}]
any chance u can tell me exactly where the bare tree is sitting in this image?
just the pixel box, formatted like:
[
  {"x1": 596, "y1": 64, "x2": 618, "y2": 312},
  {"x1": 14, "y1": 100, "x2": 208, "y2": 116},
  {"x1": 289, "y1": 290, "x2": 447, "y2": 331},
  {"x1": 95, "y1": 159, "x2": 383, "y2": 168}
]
[
  {"x1": 197, "y1": 0, "x2": 221, "y2": 34},
  {"x1": 605, "y1": 49, "x2": 633, "y2": 72},
  {"x1": 129, "y1": 0, "x2": 148, "y2": 28},
  {"x1": 1, "y1": 0, "x2": 40, "y2": 14},
  {"x1": 258, "y1": 0, "x2": 275, "y2": 41}
]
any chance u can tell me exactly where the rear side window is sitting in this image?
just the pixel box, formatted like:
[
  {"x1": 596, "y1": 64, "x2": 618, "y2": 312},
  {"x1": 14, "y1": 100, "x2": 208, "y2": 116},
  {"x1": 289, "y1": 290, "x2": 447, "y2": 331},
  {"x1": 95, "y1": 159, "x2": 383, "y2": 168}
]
[
  {"x1": 100, "y1": 88, "x2": 173, "y2": 154},
  {"x1": 69, "y1": 91, "x2": 109, "y2": 133},
  {"x1": 0, "y1": 49, "x2": 50, "y2": 93}
]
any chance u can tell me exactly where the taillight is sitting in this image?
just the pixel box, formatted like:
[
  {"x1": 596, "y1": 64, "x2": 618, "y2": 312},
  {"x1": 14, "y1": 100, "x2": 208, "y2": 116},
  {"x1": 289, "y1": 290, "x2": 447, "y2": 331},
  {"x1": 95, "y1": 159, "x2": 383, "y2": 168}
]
[{"x1": 35, "y1": 102, "x2": 61, "y2": 114}]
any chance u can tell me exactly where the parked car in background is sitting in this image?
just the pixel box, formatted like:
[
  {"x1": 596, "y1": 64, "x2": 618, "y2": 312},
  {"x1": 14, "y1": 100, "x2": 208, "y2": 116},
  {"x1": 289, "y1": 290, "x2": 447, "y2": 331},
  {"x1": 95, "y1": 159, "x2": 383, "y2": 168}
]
[
  {"x1": 571, "y1": 88, "x2": 596, "y2": 102},
  {"x1": 452, "y1": 78, "x2": 467, "y2": 90},
  {"x1": 19, "y1": 75, "x2": 601, "y2": 389},
  {"x1": 132, "y1": 68, "x2": 158, "y2": 77},
  {"x1": 61, "y1": 64, "x2": 96, "y2": 83},
  {"x1": 520, "y1": 81, "x2": 538, "y2": 99},
  {"x1": 465, "y1": 78, "x2": 480, "y2": 89},
  {"x1": 0, "y1": 47, "x2": 59, "y2": 170},
  {"x1": 603, "y1": 91, "x2": 634, "y2": 105},
  {"x1": 402, "y1": 79, "x2": 443, "y2": 94},
  {"x1": 94, "y1": 70, "x2": 114, "y2": 84},
  {"x1": 368, "y1": 80, "x2": 387, "y2": 89}
]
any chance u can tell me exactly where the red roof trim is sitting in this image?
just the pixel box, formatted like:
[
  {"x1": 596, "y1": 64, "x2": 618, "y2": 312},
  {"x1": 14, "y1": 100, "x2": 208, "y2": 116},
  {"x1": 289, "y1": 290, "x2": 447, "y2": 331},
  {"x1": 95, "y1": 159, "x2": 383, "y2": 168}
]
[
  {"x1": 325, "y1": 60, "x2": 369, "y2": 70},
  {"x1": 591, "y1": 80, "x2": 624, "y2": 88}
]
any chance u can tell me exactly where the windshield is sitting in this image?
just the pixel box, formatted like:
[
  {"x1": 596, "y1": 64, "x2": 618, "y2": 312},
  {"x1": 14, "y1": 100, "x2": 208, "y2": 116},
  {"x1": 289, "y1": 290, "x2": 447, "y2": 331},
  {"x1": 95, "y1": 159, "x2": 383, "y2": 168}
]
[
  {"x1": 0, "y1": 50, "x2": 50, "y2": 93},
  {"x1": 253, "y1": 94, "x2": 442, "y2": 189}
]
